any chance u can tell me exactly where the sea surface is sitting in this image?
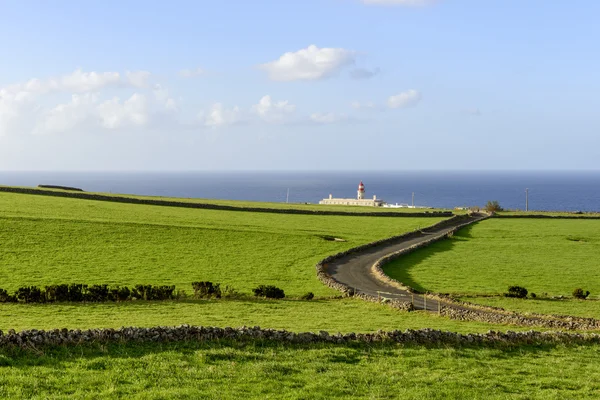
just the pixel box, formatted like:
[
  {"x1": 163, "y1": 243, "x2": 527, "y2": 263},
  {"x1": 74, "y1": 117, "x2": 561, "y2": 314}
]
[{"x1": 1, "y1": 171, "x2": 599, "y2": 212}]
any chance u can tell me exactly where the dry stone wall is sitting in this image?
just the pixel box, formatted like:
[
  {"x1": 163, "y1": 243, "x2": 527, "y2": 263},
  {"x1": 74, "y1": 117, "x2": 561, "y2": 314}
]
[{"x1": 2, "y1": 325, "x2": 600, "y2": 349}]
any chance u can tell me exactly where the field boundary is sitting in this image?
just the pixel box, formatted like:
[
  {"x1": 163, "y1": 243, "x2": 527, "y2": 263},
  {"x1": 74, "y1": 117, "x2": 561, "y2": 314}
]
[
  {"x1": 0, "y1": 186, "x2": 452, "y2": 218},
  {"x1": 3, "y1": 325, "x2": 600, "y2": 349},
  {"x1": 494, "y1": 214, "x2": 600, "y2": 219}
]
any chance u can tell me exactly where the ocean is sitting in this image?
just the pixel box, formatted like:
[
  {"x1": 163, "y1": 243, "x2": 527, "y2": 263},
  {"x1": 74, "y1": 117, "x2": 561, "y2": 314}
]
[{"x1": 1, "y1": 171, "x2": 599, "y2": 212}]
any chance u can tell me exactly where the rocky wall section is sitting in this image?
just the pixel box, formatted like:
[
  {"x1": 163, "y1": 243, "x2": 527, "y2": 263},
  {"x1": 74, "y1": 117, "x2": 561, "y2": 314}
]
[
  {"x1": 441, "y1": 307, "x2": 600, "y2": 331},
  {"x1": 2, "y1": 325, "x2": 600, "y2": 349},
  {"x1": 0, "y1": 186, "x2": 452, "y2": 218}
]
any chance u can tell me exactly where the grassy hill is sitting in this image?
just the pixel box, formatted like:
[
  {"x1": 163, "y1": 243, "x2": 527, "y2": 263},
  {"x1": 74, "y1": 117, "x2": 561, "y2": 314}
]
[{"x1": 383, "y1": 218, "x2": 600, "y2": 318}]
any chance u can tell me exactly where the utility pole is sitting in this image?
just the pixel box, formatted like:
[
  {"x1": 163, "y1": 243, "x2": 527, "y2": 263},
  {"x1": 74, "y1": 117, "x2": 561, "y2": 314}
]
[
  {"x1": 286, "y1": 188, "x2": 290, "y2": 204},
  {"x1": 525, "y1": 188, "x2": 529, "y2": 212},
  {"x1": 412, "y1": 192, "x2": 415, "y2": 208}
]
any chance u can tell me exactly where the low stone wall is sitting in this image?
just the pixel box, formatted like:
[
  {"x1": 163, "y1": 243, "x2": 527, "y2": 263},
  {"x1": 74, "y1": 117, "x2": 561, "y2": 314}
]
[
  {"x1": 494, "y1": 214, "x2": 600, "y2": 220},
  {"x1": 3, "y1": 325, "x2": 600, "y2": 349},
  {"x1": 38, "y1": 185, "x2": 84, "y2": 192},
  {"x1": 0, "y1": 186, "x2": 452, "y2": 218},
  {"x1": 441, "y1": 307, "x2": 600, "y2": 331},
  {"x1": 314, "y1": 215, "x2": 474, "y2": 311}
]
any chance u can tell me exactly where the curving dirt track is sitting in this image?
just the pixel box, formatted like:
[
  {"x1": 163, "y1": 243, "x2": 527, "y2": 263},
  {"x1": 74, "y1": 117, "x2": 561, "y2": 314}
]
[{"x1": 328, "y1": 213, "x2": 488, "y2": 311}]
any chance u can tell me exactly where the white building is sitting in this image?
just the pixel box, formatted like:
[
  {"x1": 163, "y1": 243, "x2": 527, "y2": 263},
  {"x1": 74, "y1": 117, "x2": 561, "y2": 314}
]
[{"x1": 319, "y1": 181, "x2": 385, "y2": 207}]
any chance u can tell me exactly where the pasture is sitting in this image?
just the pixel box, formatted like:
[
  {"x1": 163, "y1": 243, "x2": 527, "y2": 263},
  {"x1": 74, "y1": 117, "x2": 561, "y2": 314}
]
[
  {"x1": 1, "y1": 341, "x2": 600, "y2": 399},
  {"x1": 0, "y1": 191, "x2": 442, "y2": 296},
  {"x1": 383, "y1": 218, "x2": 600, "y2": 317}
]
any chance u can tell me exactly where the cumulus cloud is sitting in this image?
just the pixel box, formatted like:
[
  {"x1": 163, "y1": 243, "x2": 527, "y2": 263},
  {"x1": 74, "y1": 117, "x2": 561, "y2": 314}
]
[
  {"x1": 2, "y1": 69, "x2": 151, "y2": 97},
  {"x1": 259, "y1": 45, "x2": 356, "y2": 81},
  {"x1": 200, "y1": 103, "x2": 242, "y2": 128},
  {"x1": 387, "y1": 89, "x2": 422, "y2": 109},
  {"x1": 252, "y1": 95, "x2": 296, "y2": 123},
  {"x1": 349, "y1": 68, "x2": 380, "y2": 80},
  {"x1": 126, "y1": 70, "x2": 152, "y2": 88},
  {"x1": 309, "y1": 112, "x2": 349, "y2": 124},
  {"x1": 179, "y1": 68, "x2": 205, "y2": 78},
  {"x1": 351, "y1": 101, "x2": 380, "y2": 110},
  {"x1": 361, "y1": 0, "x2": 437, "y2": 6},
  {"x1": 33, "y1": 93, "x2": 151, "y2": 134}
]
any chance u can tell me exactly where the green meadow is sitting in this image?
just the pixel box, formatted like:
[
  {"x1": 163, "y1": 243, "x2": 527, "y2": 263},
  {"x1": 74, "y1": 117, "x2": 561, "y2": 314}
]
[
  {"x1": 383, "y1": 218, "x2": 600, "y2": 317},
  {"x1": 0, "y1": 191, "x2": 443, "y2": 297},
  {"x1": 3, "y1": 191, "x2": 600, "y2": 399},
  {"x1": 2, "y1": 341, "x2": 600, "y2": 399}
]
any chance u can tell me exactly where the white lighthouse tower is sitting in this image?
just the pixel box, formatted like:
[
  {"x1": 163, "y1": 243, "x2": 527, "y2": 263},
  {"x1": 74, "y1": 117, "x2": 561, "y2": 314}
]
[{"x1": 357, "y1": 181, "x2": 365, "y2": 200}]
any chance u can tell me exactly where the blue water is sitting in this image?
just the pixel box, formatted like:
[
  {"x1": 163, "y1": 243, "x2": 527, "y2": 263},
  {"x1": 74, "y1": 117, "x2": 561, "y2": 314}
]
[{"x1": 1, "y1": 171, "x2": 599, "y2": 212}]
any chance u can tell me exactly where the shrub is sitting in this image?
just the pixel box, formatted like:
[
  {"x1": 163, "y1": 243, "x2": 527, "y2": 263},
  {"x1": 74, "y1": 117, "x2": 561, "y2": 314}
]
[
  {"x1": 221, "y1": 285, "x2": 242, "y2": 299},
  {"x1": 485, "y1": 200, "x2": 504, "y2": 213},
  {"x1": 504, "y1": 285, "x2": 528, "y2": 299},
  {"x1": 253, "y1": 285, "x2": 285, "y2": 299},
  {"x1": 192, "y1": 282, "x2": 222, "y2": 299},
  {"x1": 0, "y1": 288, "x2": 16, "y2": 303},
  {"x1": 573, "y1": 288, "x2": 590, "y2": 299},
  {"x1": 301, "y1": 292, "x2": 314, "y2": 300},
  {"x1": 529, "y1": 293, "x2": 537, "y2": 299}
]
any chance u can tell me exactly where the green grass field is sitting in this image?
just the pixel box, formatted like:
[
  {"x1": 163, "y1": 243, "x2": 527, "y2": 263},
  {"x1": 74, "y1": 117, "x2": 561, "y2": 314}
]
[
  {"x1": 3, "y1": 191, "x2": 600, "y2": 398},
  {"x1": 383, "y1": 218, "x2": 600, "y2": 317},
  {"x1": 2, "y1": 340, "x2": 600, "y2": 399},
  {"x1": 0, "y1": 191, "x2": 517, "y2": 334},
  {"x1": 0, "y1": 191, "x2": 443, "y2": 297},
  {"x1": 0, "y1": 185, "x2": 454, "y2": 214}
]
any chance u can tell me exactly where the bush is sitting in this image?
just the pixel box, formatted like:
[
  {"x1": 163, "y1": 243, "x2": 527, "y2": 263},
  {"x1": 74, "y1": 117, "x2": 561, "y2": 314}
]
[
  {"x1": 573, "y1": 288, "x2": 590, "y2": 299},
  {"x1": 529, "y1": 292, "x2": 537, "y2": 299},
  {"x1": 301, "y1": 292, "x2": 314, "y2": 300},
  {"x1": 192, "y1": 282, "x2": 222, "y2": 299},
  {"x1": 221, "y1": 285, "x2": 242, "y2": 299},
  {"x1": 504, "y1": 285, "x2": 528, "y2": 299},
  {"x1": 485, "y1": 200, "x2": 504, "y2": 213},
  {"x1": 253, "y1": 285, "x2": 285, "y2": 299}
]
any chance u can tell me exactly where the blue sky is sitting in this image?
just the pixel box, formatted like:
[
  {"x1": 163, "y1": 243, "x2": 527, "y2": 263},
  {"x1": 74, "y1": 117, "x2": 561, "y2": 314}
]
[{"x1": 0, "y1": 0, "x2": 599, "y2": 171}]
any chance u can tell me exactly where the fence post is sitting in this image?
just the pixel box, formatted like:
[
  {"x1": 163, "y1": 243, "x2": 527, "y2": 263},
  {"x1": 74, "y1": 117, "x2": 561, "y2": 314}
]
[
  {"x1": 438, "y1": 301, "x2": 441, "y2": 315},
  {"x1": 424, "y1": 294, "x2": 427, "y2": 311}
]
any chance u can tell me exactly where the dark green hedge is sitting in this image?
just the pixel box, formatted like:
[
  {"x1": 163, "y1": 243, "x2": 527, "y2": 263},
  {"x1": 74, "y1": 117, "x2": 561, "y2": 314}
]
[{"x1": 0, "y1": 284, "x2": 176, "y2": 303}]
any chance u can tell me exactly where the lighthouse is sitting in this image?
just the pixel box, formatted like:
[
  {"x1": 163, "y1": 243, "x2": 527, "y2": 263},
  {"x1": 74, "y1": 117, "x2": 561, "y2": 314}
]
[{"x1": 357, "y1": 181, "x2": 365, "y2": 200}]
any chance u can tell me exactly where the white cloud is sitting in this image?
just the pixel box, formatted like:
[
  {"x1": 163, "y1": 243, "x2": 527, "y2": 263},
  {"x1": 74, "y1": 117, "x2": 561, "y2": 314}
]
[
  {"x1": 351, "y1": 101, "x2": 379, "y2": 110},
  {"x1": 179, "y1": 68, "x2": 205, "y2": 78},
  {"x1": 33, "y1": 93, "x2": 151, "y2": 134},
  {"x1": 387, "y1": 89, "x2": 422, "y2": 109},
  {"x1": 361, "y1": 0, "x2": 436, "y2": 6},
  {"x1": 97, "y1": 94, "x2": 149, "y2": 129},
  {"x1": 3, "y1": 69, "x2": 150, "y2": 96},
  {"x1": 310, "y1": 112, "x2": 348, "y2": 124},
  {"x1": 153, "y1": 84, "x2": 178, "y2": 112},
  {"x1": 34, "y1": 93, "x2": 98, "y2": 134},
  {"x1": 201, "y1": 103, "x2": 241, "y2": 128},
  {"x1": 349, "y1": 68, "x2": 380, "y2": 80},
  {"x1": 252, "y1": 95, "x2": 296, "y2": 123},
  {"x1": 259, "y1": 45, "x2": 356, "y2": 81},
  {"x1": 126, "y1": 70, "x2": 152, "y2": 88}
]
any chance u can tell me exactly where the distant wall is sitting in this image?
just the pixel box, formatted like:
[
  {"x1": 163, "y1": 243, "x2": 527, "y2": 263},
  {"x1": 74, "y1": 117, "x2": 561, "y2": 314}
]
[
  {"x1": 0, "y1": 186, "x2": 453, "y2": 218},
  {"x1": 38, "y1": 185, "x2": 84, "y2": 192}
]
